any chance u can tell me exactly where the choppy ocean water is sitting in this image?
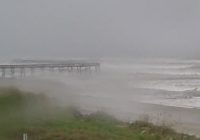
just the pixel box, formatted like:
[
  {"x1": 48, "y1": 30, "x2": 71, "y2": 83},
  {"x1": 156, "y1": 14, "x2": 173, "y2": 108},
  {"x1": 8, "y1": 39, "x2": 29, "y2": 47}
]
[
  {"x1": 103, "y1": 59, "x2": 200, "y2": 108},
  {"x1": 2, "y1": 58, "x2": 200, "y2": 109}
]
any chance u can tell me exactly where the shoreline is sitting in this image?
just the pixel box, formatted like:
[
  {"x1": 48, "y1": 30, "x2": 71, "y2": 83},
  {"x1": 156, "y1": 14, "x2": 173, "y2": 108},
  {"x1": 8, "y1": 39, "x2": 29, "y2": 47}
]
[{"x1": 0, "y1": 78, "x2": 200, "y2": 136}]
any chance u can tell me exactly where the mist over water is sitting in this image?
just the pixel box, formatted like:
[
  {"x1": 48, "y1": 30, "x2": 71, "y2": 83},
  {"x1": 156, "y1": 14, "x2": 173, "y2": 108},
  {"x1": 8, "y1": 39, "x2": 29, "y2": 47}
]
[{"x1": 4, "y1": 58, "x2": 200, "y2": 110}]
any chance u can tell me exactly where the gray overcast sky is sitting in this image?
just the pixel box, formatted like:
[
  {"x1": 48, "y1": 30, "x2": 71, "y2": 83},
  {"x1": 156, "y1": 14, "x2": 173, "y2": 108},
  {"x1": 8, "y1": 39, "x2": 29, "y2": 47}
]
[{"x1": 0, "y1": 0, "x2": 200, "y2": 59}]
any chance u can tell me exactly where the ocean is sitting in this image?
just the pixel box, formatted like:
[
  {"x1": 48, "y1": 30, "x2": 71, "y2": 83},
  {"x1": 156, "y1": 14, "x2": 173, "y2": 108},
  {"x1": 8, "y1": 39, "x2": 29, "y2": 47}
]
[
  {"x1": 1, "y1": 58, "x2": 200, "y2": 109},
  {"x1": 102, "y1": 58, "x2": 200, "y2": 109}
]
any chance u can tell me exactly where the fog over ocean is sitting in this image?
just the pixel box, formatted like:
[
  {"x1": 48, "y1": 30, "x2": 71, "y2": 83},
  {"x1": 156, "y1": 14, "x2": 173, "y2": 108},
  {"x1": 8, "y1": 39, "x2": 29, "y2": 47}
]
[{"x1": 10, "y1": 58, "x2": 199, "y2": 109}]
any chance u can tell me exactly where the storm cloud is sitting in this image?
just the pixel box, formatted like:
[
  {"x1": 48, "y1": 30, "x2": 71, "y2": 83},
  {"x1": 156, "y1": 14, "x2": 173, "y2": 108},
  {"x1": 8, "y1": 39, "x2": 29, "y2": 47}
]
[{"x1": 0, "y1": 0, "x2": 200, "y2": 59}]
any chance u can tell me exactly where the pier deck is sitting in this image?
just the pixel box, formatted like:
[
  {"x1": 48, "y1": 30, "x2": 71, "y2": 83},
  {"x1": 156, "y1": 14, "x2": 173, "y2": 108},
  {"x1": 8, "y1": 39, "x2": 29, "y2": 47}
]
[{"x1": 0, "y1": 62, "x2": 100, "y2": 78}]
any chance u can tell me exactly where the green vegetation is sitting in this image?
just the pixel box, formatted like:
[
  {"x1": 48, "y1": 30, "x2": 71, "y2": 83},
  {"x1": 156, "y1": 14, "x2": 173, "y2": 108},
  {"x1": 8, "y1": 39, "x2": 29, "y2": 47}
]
[{"x1": 0, "y1": 87, "x2": 199, "y2": 140}]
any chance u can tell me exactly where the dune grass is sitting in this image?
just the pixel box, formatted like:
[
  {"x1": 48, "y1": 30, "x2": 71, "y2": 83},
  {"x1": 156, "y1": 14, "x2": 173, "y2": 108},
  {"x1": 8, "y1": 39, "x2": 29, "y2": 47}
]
[{"x1": 0, "y1": 87, "x2": 199, "y2": 140}]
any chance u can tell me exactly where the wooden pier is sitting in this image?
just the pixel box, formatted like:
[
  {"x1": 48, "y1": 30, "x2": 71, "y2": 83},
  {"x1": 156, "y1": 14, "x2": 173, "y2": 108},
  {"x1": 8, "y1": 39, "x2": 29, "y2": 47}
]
[{"x1": 0, "y1": 62, "x2": 100, "y2": 78}]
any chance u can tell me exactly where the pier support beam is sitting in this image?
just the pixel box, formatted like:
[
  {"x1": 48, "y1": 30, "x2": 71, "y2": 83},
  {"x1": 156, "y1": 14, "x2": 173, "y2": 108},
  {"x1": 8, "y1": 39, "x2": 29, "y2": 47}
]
[
  {"x1": 10, "y1": 68, "x2": 15, "y2": 78},
  {"x1": 20, "y1": 68, "x2": 25, "y2": 78},
  {"x1": 1, "y1": 68, "x2": 5, "y2": 78}
]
